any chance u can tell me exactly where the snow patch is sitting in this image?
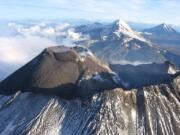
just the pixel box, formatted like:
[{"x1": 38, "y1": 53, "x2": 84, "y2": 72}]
[
  {"x1": 122, "y1": 81, "x2": 130, "y2": 89},
  {"x1": 112, "y1": 73, "x2": 122, "y2": 84},
  {"x1": 143, "y1": 32, "x2": 152, "y2": 35},
  {"x1": 162, "y1": 23, "x2": 174, "y2": 32},
  {"x1": 111, "y1": 60, "x2": 152, "y2": 66},
  {"x1": 131, "y1": 109, "x2": 136, "y2": 122},
  {"x1": 168, "y1": 66, "x2": 177, "y2": 74}
]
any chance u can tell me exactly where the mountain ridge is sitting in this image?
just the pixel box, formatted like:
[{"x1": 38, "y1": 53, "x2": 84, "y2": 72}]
[{"x1": 75, "y1": 20, "x2": 180, "y2": 68}]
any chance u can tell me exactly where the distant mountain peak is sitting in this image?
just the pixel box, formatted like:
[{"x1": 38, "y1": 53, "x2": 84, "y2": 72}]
[
  {"x1": 158, "y1": 23, "x2": 174, "y2": 32},
  {"x1": 107, "y1": 20, "x2": 146, "y2": 42},
  {"x1": 160, "y1": 23, "x2": 168, "y2": 27},
  {"x1": 143, "y1": 23, "x2": 180, "y2": 45},
  {"x1": 113, "y1": 19, "x2": 133, "y2": 33},
  {"x1": 143, "y1": 23, "x2": 179, "y2": 34}
]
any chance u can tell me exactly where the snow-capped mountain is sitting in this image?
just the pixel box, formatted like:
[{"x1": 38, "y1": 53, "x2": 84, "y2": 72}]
[
  {"x1": 75, "y1": 20, "x2": 180, "y2": 68},
  {"x1": 76, "y1": 20, "x2": 164, "y2": 63},
  {"x1": 101, "y1": 20, "x2": 146, "y2": 42},
  {"x1": 76, "y1": 20, "x2": 146, "y2": 42},
  {"x1": 0, "y1": 46, "x2": 180, "y2": 135},
  {"x1": 143, "y1": 23, "x2": 180, "y2": 45},
  {"x1": 143, "y1": 23, "x2": 179, "y2": 36}
]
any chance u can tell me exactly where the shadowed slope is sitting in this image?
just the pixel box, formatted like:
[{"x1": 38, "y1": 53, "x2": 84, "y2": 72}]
[{"x1": 110, "y1": 61, "x2": 180, "y2": 89}]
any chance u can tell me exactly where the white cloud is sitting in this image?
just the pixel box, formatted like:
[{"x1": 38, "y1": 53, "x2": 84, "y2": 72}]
[
  {"x1": 0, "y1": 35, "x2": 56, "y2": 80},
  {"x1": 0, "y1": 35, "x2": 55, "y2": 64},
  {"x1": 0, "y1": 21, "x2": 89, "y2": 80},
  {"x1": 66, "y1": 28, "x2": 83, "y2": 41},
  {"x1": 8, "y1": 22, "x2": 86, "y2": 42}
]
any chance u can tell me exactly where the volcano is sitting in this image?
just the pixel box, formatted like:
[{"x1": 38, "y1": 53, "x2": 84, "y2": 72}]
[{"x1": 0, "y1": 46, "x2": 180, "y2": 135}]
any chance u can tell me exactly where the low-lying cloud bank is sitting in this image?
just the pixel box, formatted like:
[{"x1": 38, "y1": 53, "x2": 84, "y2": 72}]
[
  {"x1": 0, "y1": 35, "x2": 55, "y2": 64},
  {"x1": 8, "y1": 22, "x2": 87, "y2": 44},
  {"x1": 0, "y1": 35, "x2": 56, "y2": 80}
]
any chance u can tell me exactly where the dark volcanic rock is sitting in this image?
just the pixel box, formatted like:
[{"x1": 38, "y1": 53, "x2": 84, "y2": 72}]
[{"x1": 0, "y1": 46, "x2": 119, "y2": 98}]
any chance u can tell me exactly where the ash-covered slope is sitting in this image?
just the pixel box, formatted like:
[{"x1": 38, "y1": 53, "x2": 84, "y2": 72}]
[
  {"x1": 0, "y1": 46, "x2": 180, "y2": 135},
  {"x1": 0, "y1": 46, "x2": 121, "y2": 99}
]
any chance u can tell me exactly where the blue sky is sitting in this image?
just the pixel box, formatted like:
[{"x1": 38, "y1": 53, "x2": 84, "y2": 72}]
[{"x1": 0, "y1": 0, "x2": 180, "y2": 25}]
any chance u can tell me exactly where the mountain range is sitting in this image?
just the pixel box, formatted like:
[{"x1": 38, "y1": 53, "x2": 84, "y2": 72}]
[
  {"x1": 0, "y1": 20, "x2": 180, "y2": 135},
  {"x1": 75, "y1": 20, "x2": 180, "y2": 67}
]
